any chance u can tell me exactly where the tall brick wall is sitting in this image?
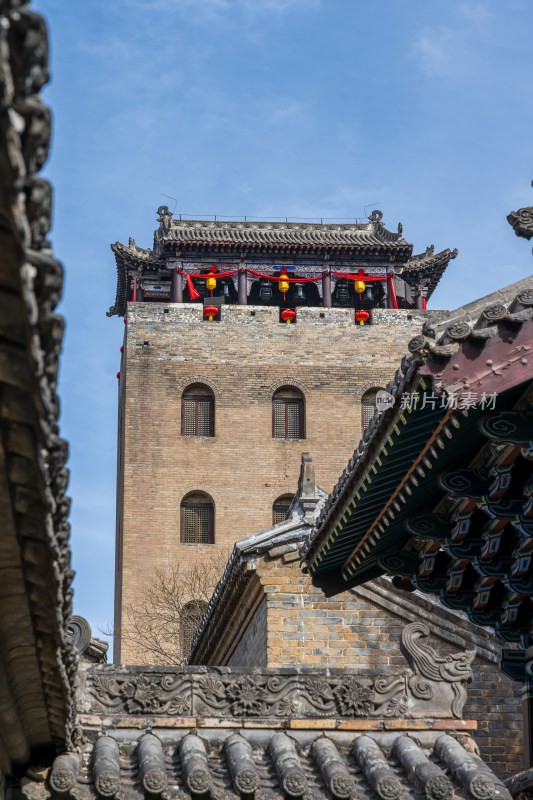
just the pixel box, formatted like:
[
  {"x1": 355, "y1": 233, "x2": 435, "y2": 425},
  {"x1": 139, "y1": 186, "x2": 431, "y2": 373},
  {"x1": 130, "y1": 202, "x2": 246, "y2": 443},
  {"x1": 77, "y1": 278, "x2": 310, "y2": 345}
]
[
  {"x1": 115, "y1": 302, "x2": 436, "y2": 663},
  {"x1": 210, "y1": 553, "x2": 523, "y2": 778}
]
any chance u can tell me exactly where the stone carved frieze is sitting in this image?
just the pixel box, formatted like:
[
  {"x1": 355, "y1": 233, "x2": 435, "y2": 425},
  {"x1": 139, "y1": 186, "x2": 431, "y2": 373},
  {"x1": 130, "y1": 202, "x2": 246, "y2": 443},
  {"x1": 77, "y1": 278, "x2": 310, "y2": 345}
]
[
  {"x1": 91, "y1": 672, "x2": 191, "y2": 715},
  {"x1": 84, "y1": 624, "x2": 474, "y2": 720}
]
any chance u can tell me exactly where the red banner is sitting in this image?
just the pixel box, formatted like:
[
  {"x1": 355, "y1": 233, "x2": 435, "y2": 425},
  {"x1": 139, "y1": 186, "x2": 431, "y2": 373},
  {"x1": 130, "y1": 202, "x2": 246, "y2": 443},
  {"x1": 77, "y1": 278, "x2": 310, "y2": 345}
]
[
  {"x1": 177, "y1": 268, "x2": 240, "y2": 279},
  {"x1": 246, "y1": 269, "x2": 325, "y2": 283}
]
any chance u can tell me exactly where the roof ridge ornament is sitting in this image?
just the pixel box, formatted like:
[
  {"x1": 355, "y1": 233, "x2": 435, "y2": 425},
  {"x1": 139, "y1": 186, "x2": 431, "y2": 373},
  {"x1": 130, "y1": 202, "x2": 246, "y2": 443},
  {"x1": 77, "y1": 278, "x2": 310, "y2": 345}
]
[
  {"x1": 157, "y1": 205, "x2": 173, "y2": 232},
  {"x1": 507, "y1": 182, "x2": 533, "y2": 240}
]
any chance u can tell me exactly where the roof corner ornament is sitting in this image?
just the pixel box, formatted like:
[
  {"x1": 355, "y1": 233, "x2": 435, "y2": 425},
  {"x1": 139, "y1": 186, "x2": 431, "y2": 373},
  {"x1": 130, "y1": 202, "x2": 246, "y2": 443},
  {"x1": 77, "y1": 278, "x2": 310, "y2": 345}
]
[
  {"x1": 398, "y1": 221, "x2": 403, "y2": 235},
  {"x1": 157, "y1": 205, "x2": 173, "y2": 232},
  {"x1": 507, "y1": 184, "x2": 533, "y2": 240},
  {"x1": 400, "y1": 622, "x2": 475, "y2": 718},
  {"x1": 368, "y1": 209, "x2": 383, "y2": 223}
]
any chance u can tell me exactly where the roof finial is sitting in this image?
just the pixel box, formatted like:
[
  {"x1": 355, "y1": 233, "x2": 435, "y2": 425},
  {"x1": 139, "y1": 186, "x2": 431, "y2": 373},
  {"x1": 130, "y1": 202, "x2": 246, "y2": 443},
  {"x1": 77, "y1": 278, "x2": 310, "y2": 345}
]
[{"x1": 157, "y1": 205, "x2": 173, "y2": 231}]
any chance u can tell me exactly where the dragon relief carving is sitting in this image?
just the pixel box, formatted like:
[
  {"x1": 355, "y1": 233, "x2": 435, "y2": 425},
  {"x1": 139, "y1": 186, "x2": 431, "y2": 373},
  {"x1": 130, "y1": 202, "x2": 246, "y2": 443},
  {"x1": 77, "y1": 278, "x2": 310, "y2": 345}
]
[{"x1": 400, "y1": 622, "x2": 475, "y2": 718}]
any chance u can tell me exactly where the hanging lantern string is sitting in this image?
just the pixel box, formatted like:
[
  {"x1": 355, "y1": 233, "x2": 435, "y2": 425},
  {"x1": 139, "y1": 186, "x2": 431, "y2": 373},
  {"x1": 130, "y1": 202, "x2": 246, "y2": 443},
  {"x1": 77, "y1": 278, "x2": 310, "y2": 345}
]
[
  {"x1": 245, "y1": 269, "x2": 325, "y2": 283},
  {"x1": 177, "y1": 267, "x2": 240, "y2": 279},
  {"x1": 177, "y1": 266, "x2": 389, "y2": 283},
  {"x1": 330, "y1": 270, "x2": 385, "y2": 281}
]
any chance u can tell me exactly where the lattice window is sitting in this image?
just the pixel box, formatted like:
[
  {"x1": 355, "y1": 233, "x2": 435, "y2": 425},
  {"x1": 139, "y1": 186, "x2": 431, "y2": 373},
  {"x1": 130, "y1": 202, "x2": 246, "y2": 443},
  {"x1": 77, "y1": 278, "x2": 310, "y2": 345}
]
[
  {"x1": 361, "y1": 390, "x2": 379, "y2": 432},
  {"x1": 182, "y1": 392, "x2": 214, "y2": 437},
  {"x1": 273, "y1": 495, "x2": 293, "y2": 525},
  {"x1": 180, "y1": 503, "x2": 214, "y2": 544},
  {"x1": 272, "y1": 396, "x2": 304, "y2": 440}
]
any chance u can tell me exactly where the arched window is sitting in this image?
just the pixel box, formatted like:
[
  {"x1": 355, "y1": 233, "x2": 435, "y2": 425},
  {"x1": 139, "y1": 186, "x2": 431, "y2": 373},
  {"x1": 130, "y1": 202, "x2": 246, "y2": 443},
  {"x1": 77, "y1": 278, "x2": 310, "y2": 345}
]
[
  {"x1": 182, "y1": 384, "x2": 214, "y2": 437},
  {"x1": 180, "y1": 600, "x2": 207, "y2": 660},
  {"x1": 273, "y1": 494, "x2": 293, "y2": 525},
  {"x1": 272, "y1": 387, "x2": 305, "y2": 440},
  {"x1": 180, "y1": 492, "x2": 214, "y2": 543},
  {"x1": 361, "y1": 388, "x2": 382, "y2": 432}
]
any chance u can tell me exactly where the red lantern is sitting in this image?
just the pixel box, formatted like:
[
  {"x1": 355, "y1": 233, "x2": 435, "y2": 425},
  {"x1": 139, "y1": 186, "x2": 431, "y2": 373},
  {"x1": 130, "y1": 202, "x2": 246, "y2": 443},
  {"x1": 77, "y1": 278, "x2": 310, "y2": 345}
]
[
  {"x1": 206, "y1": 267, "x2": 217, "y2": 296},
  {"x1": 281, "y1": 308, "x2": 296, "y2": 324},
  {"x1": 116, "y1": 372, "x2": 121, "y2": 379},
  {"x1": 123, "y1": 317, "x2": 127, "y2": 324},
  {"x1": 355, "y1": 310, "x2": 370, "y2": 326},
  {"x1": 204, "y1": 305, "x2": 219, "y2": 322},
  {"x1": 279, "y1": 268, "x2": 289, "y2": 300}
]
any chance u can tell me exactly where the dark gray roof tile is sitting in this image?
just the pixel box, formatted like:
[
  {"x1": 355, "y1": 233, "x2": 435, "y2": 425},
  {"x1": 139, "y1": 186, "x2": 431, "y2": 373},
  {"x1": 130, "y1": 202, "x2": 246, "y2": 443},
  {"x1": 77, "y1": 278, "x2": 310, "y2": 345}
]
[{"x1": 41, "y1": 731, "x2": 509, "y2": 800}]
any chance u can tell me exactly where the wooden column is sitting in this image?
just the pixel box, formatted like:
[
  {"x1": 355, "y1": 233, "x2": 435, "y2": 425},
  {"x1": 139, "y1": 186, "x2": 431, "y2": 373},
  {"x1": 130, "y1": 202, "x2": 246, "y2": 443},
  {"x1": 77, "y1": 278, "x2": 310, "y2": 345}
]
[
  {"x1": 415, "y1": 284, "x2": 424, "y2": 310},
  {"x1": 387, "y1": 275, "x2": 396, "y2": 308},
  {"x1": 381, "y1": 277, "x2": 389, "y2": 308},
  {"x1": 238, "y1": 269, "x2": 248, "y2": 305},
  {"x1": 322, "y1": 271, "x2": 332, "y2": 308},
  {"x1": 172, "y1": 270, "x2": 183, "y2": 303}
]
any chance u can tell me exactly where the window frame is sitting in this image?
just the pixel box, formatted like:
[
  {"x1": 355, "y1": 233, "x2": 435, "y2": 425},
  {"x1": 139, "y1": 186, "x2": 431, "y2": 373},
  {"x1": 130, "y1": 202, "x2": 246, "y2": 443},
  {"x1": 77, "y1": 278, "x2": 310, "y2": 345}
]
[
  {"x1": 181, "y1": 394, "x2": 214, "y2": 437},
  {"x1": 361, "y1": 390, "x2": 378, "y2": 432},
  {"x1": 272, "y1": 495, "x2": 293, "y2": 525},
  {"x1": 180, "y1": 501, "x2": 214, "y2": 544},
  {"x1": 272, "y1": 396, "x2": 305, "y2": 440}
]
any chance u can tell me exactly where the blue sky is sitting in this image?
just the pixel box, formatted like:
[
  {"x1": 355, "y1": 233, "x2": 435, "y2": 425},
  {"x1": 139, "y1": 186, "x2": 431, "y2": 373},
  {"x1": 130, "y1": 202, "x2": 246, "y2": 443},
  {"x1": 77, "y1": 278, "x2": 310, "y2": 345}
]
[{"x1": 34, "y1": 0, "x2": 532, "y2": 646}]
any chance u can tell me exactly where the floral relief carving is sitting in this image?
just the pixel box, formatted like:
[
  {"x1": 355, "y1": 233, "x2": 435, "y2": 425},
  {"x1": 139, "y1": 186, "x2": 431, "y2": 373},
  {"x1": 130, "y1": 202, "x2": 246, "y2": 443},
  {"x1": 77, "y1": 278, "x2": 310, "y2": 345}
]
[
  {"x1": 90, "y1": 672, "x2": 191, "y2": 715},
  {"x1": 195, "y1": 674, "x2": 297, "y2": 717},
  {"x1": 334, "y1": 678, "x2": 373, "y2": 716}
]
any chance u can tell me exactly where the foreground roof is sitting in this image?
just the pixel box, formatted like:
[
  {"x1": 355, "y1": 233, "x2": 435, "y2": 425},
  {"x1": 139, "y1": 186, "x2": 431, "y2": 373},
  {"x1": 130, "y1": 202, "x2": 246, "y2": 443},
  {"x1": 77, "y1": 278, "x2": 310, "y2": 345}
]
[
  {"x1": 303, "y1": 277, "x2": 533, "y2": 645},
  {"x1": 22, "y1": 622, "x2": 509, "y2": 800},
  {"x1": 0, "y1": 0, "x2": 76, "y2": 774},
  {"x1": 29, "y1": 729, "x2": 509, "y2": 800}
]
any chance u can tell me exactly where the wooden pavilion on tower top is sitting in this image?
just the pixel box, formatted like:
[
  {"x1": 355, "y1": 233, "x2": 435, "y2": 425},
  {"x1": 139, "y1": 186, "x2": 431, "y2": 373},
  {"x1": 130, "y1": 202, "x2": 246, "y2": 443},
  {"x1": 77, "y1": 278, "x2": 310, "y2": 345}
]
[{"x1": 108, "y1": 207, "x2": 458, "y2": 319}]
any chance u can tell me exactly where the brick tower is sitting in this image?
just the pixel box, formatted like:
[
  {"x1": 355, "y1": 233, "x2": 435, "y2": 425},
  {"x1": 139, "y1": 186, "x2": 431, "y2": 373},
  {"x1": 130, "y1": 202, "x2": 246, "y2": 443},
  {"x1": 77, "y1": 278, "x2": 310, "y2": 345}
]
[{"x1": 109, "y1": 207, "x2": 456, "y2": 663}]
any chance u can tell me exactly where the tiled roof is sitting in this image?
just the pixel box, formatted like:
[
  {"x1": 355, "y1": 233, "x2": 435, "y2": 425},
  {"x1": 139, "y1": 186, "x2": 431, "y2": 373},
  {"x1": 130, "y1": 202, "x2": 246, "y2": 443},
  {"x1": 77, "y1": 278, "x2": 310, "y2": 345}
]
[
  {"x1": 0, "y1": 0, "x2": 76, "y2": 771},
  {"x1": 403, "y1": 246, "x2": 459, "y2": 299},
  {"x1": 304, "y1": 276, "x2": 533, "y2": 563},
  {"x1": 302, "y1": 276, "x2": 533, "y2": 642},
  {"x1": 30, "y1": 729, "x2": 510, "y2": 800},
  {"x1": 155, "y1": 208, "x2": 410, "y2": 253}
]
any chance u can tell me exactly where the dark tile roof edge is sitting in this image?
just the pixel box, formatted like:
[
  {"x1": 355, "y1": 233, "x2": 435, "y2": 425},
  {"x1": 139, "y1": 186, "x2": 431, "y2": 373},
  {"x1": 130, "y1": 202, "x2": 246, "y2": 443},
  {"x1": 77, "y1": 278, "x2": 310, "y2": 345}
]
[
  {"x1": 29, "y1": 729, "x2": 511, "y2": 800},
  {"x1": 302, "y1": 276, "x2": 533, "y2": 565},
  {"x1": 0, "y1": 0, "x2": 77, "y2": 769}
]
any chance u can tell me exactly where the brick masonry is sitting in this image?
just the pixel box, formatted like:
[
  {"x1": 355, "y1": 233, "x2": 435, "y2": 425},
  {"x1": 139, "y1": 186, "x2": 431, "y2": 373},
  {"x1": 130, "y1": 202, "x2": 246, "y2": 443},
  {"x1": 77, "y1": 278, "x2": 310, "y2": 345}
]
[
  {"x1": 115, "y1": 303, "x2": 438, "y2": 664},
  {"x1": 218, "y1": 553, "x2": 523, "y2": 778}
]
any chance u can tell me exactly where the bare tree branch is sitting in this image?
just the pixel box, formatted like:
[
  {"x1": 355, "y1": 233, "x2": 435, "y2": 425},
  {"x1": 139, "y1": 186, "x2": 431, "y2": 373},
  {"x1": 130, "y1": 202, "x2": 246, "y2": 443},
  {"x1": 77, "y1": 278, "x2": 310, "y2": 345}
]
[{"x1": 105, "y1": 551, "x2": 228, "y2": 665}]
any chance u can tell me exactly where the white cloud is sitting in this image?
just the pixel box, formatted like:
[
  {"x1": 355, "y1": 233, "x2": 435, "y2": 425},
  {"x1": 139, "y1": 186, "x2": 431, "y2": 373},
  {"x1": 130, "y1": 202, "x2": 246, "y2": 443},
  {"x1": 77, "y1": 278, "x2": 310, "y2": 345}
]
[
  {"x1": 412, "y1": 2, "x2": 494, "y2": 79},
  {"x1": 413, "y1": 27, "x2": 468, "y2": 79}
]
